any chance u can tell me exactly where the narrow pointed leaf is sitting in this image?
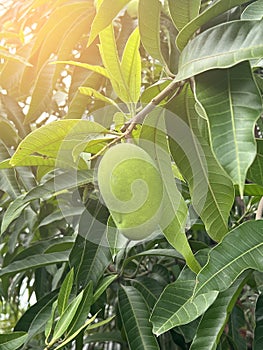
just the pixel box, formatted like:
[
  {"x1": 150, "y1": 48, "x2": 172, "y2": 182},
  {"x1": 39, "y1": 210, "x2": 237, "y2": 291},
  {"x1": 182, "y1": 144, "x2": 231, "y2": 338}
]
[
  {"x1": 194, "y1": 220, "x2": 263, "y2": 296},
  {"x1": 190, "y1": 275, "x2": 247, "y2": 350},
  {"x1": 52, "y1": 60, "x2": 110, "y2": 79},
  {"x1": 138, "y1": 0, "x2": 166, "y2": 67},
  {"x1": 195, "y1": 61, "x2": 262, "y2": 195},
  {"x1": 167, "y1": 84, "x2": 234, "y2": 241},
  {"x1": 118, "y1": 285, "x2": 160, "y2": 350},
  {"x1": 168, "y1": 0, "x2": 201, "y2": 31},
  {"x1": 0, "y1": 332, "x2": 27, "y2": 350},
  {"x1": 57, "y1": 269, "x2": 74, "y2": 315},
  {"x1": 151, "y1": 271, "x2": 218, "y2": 336},
  {"x1": 120, "y1": 27, "x2": 141, "y2": 102},
  {"x1": 93, "y1": 275, "x2": 118, "y2": 303},
  {"x1": 176, "y1": 0, "x2": 248, "y2": 51},
  {"x1": 79, "y1": 87, "x2": 119, "y2": 107},
  {"x1": 176, "y1": 20, "x2": 263, "y2": 82}
]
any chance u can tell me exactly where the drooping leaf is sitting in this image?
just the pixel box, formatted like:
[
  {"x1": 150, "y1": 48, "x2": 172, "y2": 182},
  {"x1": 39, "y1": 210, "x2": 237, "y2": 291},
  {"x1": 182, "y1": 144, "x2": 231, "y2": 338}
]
[
  {"x1": 88, "y1": 0, "x2": 130, "y2": 46},
  {"x1": 53, "y1": 60, "x2": 110, "y2": 79},
  {"x1": 168, "y1": 0, "x2": 201, "y2": 31},
  {"x1": 167, "y1": 84, "x2": 234, "y2": 241},
  {"x1": 195, "y1": 61, "x2": 262, "y2": 196},
  {"x1": 241, "y1": 0, "x2": 263, "y2": 20},
  {"x1": 138, "y1": 0, "x2": 166, "y2": 68},
  {"x1": 190, "y1": 275, "x2": 247, "y2": 350},
  {"x1": 176, "y1": 20, "x2": 263, "y2": 82},
  {"x1": 0, "y1": 332, "x2": 27, "y2": 350},
  {"x1": 57, "y1": 268, "x2": 74, "y2": 315},
  {"x1": 194, "y1": 220, "x2": 263, "y2": 296},
  {"x1": 139, "y1": 110, "x2": 200, "y2": 273},
  {"x1": 79, "y1": 87, "x2": 119, "y2": 108},
  {"x1": 118, "y1": 285, "x2": 160, "y2": 350},
  {"x1": 176, "y1": 0, "x2": 249, "y2": 51},
  {"x1": 150, "y1": 266, "x2": 218, "y2": 336},
  {"x1": 0, "y1": 252, "x2": 70, "y2": 278},
  {"x1": 120, "y1": 27, "x2": 141, "y2": 103}
]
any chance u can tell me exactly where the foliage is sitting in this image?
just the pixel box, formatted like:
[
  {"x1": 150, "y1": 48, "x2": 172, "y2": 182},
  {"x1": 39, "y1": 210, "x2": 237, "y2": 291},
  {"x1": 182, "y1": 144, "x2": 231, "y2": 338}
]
[{"x1": 0, "y1": 0, "x2": 263, "y2": 349}]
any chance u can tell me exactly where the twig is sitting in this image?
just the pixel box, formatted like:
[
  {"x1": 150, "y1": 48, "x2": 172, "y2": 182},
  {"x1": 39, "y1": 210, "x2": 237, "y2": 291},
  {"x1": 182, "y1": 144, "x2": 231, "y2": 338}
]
[
  {"x1": 121, "y1": 79, "x2": 186, "y2": 135},
  {"x1": 89, "y1": 78, "x2": 187, "y2": 161},
  {"x1": 256, "y1": 197, "x2": 263, "y2": 220}
]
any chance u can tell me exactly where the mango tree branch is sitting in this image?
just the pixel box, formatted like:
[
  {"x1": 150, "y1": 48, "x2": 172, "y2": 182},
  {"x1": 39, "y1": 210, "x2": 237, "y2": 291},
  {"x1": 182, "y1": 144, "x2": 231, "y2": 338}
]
[{"x1": 121, "y1": 79, "x2": 187, "y2": 135}]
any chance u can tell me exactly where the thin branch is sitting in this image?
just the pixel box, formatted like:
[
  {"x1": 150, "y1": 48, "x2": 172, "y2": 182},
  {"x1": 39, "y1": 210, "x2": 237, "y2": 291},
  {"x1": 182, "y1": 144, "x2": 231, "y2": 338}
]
[
  {"x1": 256, "y1": 197, "x2": 263, "y2": 220},
  {"x1": 89, "y1": 78, "x2": 187, "y2": 160}
]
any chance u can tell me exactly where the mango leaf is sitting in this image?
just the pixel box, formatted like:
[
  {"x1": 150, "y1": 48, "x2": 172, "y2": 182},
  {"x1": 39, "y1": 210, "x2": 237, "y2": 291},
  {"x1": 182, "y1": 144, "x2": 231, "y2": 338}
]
[
  {"x1": 176, "y1": 19, "x2": 263, "y2": 82},
  {"x1": 45, "y1": 300, "x2": 58, "y2": 341},
  {"x1": 195, "y1": 61, "x2": 262, "y2": 196},
  {"x1": 52, "y1": 60, "x2": 110, "y2": 79},
  {"x1": 0, "y1": 119, "x2": 19, "y2": 147},
  {"x1": 150, "y1": 267, "x2": 218, "y2": 336},
  {"x1": 79, "y1": 87, "x2": 119, "y2": 108},
  {"x1": 24, "y1": 60, "x2": 55, "y2": 124},
  {"x1": 253, "y1": 294, "x2": 263, "y2": 350},
  {"x1": 69, "y1": 206, "x2": 111, "y2": 288},
  {"x1": 0, "y1": 252, "x2": 70, "y2": 278},
  {"x1": 118, "y1": 285, "x2": 160, "y2": 350},
  {"x1": 247, "y1": 139, "x2": 263, "y2": 186},
  {"x1": 168, "y1": 0, "x2": 201, "y2": 31},
  {"x1": 139, "y1": 110, "x2": 200, "y2": 273},
  {"x1": 176, "y1": 0, "x2": 249, "y2": 51},
  {"x1": 138, "y1": 0, "x2": 166, "y2": 68},
  {"x1": 241, "y1": 0, "x2": 263, "y2": 20},
  {"x1": 88, "y1": 0, "x2": 130, "y2": 45},
  {"x1": 0, "y1": 332, "x2": 27, "y2": 350},
  {"x1": 167, "y1": 84, "x2": 234, "y2": 242},
  {"x1": 57, "y1": 268, "x2": 74, "y2": 315},
  {"x1": 120, "y1": 27, "x2": 141, "y2": 103},
  {"x1": 131, "y1": 276, "x2": 164, "y2": 310},
  {"x1": 99, "y1": 25, "x2": 130, "y2": 102},
  {"x1": 190, "y1": 275, "x2": 247, "y2": 350},
  {"x1": 194, "y1": 220, "x2": 263, "y2": 296},
  {"x1": 93, "y1": 274, "x2": 118, "y2": 303},
  {"x1": 48, "y1": 291, "x2": 84, "y2": 347},
  {"x1": 10, "y1": 120, "x2": 107, "y2": 165},
  {"x1": 66, "y1": 281, "x2": 93, "y2": 336},
  {"x1": 0, "y1": 49, "x2": 32, "y2": 66}
]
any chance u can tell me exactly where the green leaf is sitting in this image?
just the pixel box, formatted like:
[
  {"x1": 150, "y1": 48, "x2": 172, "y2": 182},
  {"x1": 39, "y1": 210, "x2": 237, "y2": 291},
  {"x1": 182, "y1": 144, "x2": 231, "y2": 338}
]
[
  {"x1": 241, "y1": 0, "x2": 263, "y2": 20},
  {"x1": 118, "y1": 285, "x2": 160, "y2": 350},
  {"x1": 48, "y1": 291, "x2": 84, "y2": 347},
  {"x1": 88, "y1": 0, "x2": 130, "y2": 46},
  {"x1": 167, "y1": 84, "x2": 234, "y2": 242},
  {"x1": 52, "y1": 60, "x2": 110, "y2": 79},
  {"x1": 253, "y1": 294, "x2": 263, "y2": 350},
  {"x1": 45, "y1": 300, "x2": 58, "y2": 341},
  {"x1": 176, "y1": 0, "x2": 249, "y2": 51},
  {"x1": 79, "y1": 87, "x2": 119, "y2": 107},
  {"x1": 0, "y1": 119, "x2": 19, "y2": 147},
  {"x1": 53, "y1": 314, "x2": 98, "y2": 350},
  {"x1": 24, "y1": 60, "x2": 55, "y2": 124},
  {"x1": 99, "y1": 25, "x2": 130, "y2": 102},
  {"x1": 93, "y1": 274, "x2": 118, "y2": 303},
  {"x1": 247, "y1": 139, "x2": 263, "y2": 186},
  {"x1": 139, "y1": 110, "x2": 200, "y2": 273},
  {"x1": 150, "y1": 270, "x2": 218, "y2": 336},
  {"x1": 120, "y1": 27, "x2": 141, "y2": 103},
  {"x1": 168, "y1": 0, "x2": 201, "y2": 31},
  {"x1": 176, "y1": 20, "x2": 263, "y2": 82},
  {"x1": 57, "y1": 268, "x2": 74, "y2": 315},
  {"x1": 195, "y1": 61, "x2": 262, "y2": 196},
  {"x1": 131, "y1": 277, "x2": 164, "y2": 309},
  {"x1": 138, "y1": 0, "x2": 166, "y2": 67},
  {"x1": 0, "y1": 332, "x2": 27, "y2": 350},
  {"x1": 0, "y1": 252, "x2": 70, "y2": 278},
  {"x1": 190, "y1": 275, "x2": 247, "y2": 350},
  {"x1": 10, "y1": 120, "x2": 107, "y2": 166},
  {"x1": 66, "y1": 281, "x2": 93, "y2": 336},
  {"x1": 194, "y1": 220, "x2": 263, "y2": 296}
]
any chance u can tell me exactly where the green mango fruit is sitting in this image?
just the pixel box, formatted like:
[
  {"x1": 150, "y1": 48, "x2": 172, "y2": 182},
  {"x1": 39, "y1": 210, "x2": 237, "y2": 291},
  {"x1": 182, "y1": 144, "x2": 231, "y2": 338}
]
[{"x1": 97, "y1": 143, "x2": 163, "y2": 240}]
